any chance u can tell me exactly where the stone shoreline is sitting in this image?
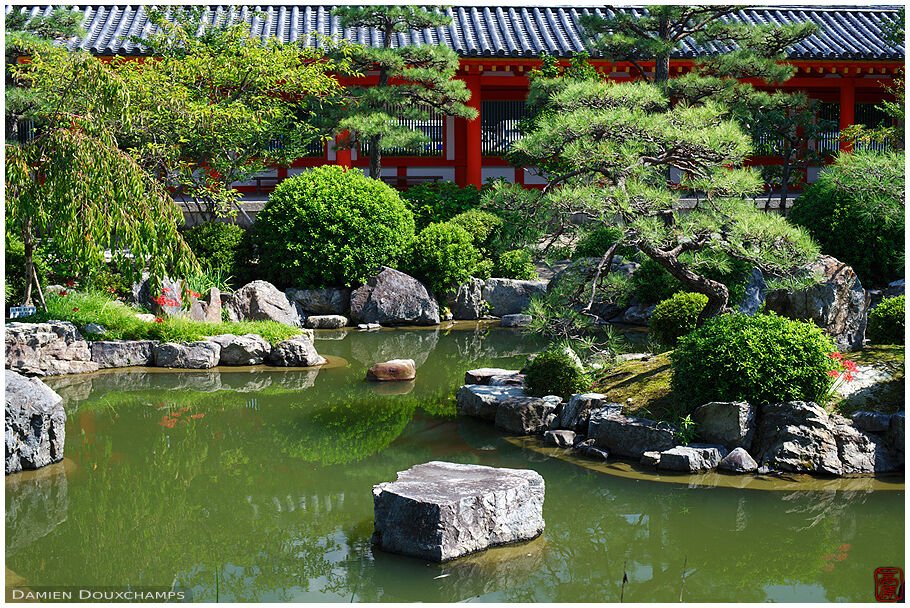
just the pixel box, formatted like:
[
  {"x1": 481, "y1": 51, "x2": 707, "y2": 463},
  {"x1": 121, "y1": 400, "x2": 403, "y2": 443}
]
[{"x1": 456, "y1": 368, "x2": 905, "y2": 478}]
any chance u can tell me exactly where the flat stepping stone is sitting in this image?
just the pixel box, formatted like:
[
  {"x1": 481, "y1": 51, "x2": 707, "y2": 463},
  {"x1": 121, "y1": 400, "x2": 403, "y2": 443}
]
[
  {"x1": 465, "y1": 368, "x2": 521, "y2": 385},
  {"x1": 372, "y1": 461, "x2": 545, "y2": 562}
]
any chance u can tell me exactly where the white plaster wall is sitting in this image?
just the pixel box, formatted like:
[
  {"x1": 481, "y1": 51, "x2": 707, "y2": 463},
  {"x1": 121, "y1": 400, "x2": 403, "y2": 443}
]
[
  {"x1": 482, "y1": 167, "x2": 515, "y2": 183},
  {"x1": 407, "y1": 167, "x2": 456, "y2": 181}
]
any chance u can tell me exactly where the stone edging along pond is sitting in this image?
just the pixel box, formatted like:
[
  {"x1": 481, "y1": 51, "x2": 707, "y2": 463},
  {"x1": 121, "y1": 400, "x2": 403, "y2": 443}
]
[{"x1": 455, "y1": 368, "x2": 905, "y2": 479}]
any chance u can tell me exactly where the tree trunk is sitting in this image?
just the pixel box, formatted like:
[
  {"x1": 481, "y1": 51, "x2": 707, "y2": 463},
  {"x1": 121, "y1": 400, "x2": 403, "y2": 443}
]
[
  {"x1": 654, "y1": 53, "x2": 671, "y2": 84},
  {"x1": 368, "y1": 134, "x2": 382, "y2": 180},
  {"x1": 21, "y1": 218, "x2": 35, "y2": 308},
  {"x1": 779, "y1": 154, "x2": 791, "y2": 217},
  {"x1": 637, "y1": 242, "x2": 730, "y2": 324}
]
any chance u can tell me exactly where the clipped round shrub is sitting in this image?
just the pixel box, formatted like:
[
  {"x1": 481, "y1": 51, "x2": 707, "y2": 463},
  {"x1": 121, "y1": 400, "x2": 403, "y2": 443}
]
[
  {"x1": 650, "y1": 292, "x2": 708, "y2": 346},
  {"x1": 789, "y1": 151, "x2": 904, "y2": 287},
  {"x1": 867, "y1": 295, "x2": 905, "y2": 344},
  {"x1": 525, "y1": 347, "x2": 589, "y2": 399},
  {"x1": 183, "y1": 221, "x2": 245, "y2": 275},
  {"x1": 670, "y1": 313, "x2": 838, "y2": 413},
  {"x1": 496, "y1": 249, "x2": 538, "y2": 280},
  {"x1": 449, "y1": 209, "x2": 504, "y2": 253},
  {"x1": 405, "y1": 221, "x2": 480, "y2": 295},
  {"x1": 402, "y1": 182, "x2": 482, "y2": 230},
  {"x1": 572, "y1": 225, "x2": 633, "y2": 259},
  {"x1": 252, "y1": 166, "x2": 415, "y2": 288}
]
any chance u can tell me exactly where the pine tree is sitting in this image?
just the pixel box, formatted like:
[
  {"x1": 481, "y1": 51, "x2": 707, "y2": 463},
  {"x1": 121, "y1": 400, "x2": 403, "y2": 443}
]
[{"x1": 330, "y1": 6, "x2": 477, "y2": 180}]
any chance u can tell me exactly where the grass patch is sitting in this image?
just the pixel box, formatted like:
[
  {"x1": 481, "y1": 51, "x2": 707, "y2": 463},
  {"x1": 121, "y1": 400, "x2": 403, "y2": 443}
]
[
  {"x1": 16, "y1": 291, "x2": 302, "y2": 346},
  {"x1": 590, "y1": 352, "x2": 676, "y2": 422}
]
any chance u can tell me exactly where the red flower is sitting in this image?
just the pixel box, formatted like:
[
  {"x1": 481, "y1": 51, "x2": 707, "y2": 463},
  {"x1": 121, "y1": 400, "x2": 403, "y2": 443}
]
[
  {"x1": 191, "y1": 291, "x2": 201, "y2": 298},
  {"x1": 842, "y1": 360, "x2": 857, "y2": 373},
  {"x1": 162, "y1": 287, "x2": 171, "y2": 293},
  {"x1": 60, "y1": 290, "x2": 68, "y2": 296},
  {"x1": 154, "y1": 317, "x2": 164, "y2": 323},
  {"x1": 827, "y1": 370, "x2": 840, "y2": 377},
  {"x1": 844, "y1": 373, "x2": 855, "y2": 382},
  {"x1": 65, "y1": 280, "x2": 75, "y2": 287},
  {"x1": 72, "y1": 307, "x2": 79, "y2": 312},
  {"x1": 829, "y1": 352, "x2": 844, "y2": 360},
  {"x1": 192, "y1": 413, "x2": 204, "y2": 419}
]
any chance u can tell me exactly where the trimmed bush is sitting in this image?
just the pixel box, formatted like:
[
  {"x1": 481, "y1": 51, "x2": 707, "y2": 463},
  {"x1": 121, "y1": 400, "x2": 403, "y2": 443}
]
[
  {"x1": 449, "y1": 209, "x2": 504, "y2": 254},
  {"x1": 650, "y1": 292, "x2": 708, "y2": 346},
  {"x1": 670, "y1": 313, "x2": 838, "y2": 413},
  {"x1": 525, "y1": 347, "x2": 589, "y2": 399},
  {"x1": 496, "y1": 249, "x2": 538, "y2": 280},
  {"x1": 867, "y1": 295, "x2": 905, "y2": 344},
  {"x1": 402, "y1": 182, "x2": 482, "y2": 230},
  {"x1": 405, "y1": 221, "x2": 480, "y2": 295},
  {"x1": 789, "y1": 151, "x2": 904, "y2": 287},
  {"x1": 252, "y1": 166, "x2": 415, "y2": 288},
  {"x1": 183, "y1": 221, "x2": 245, "y2": 275}
]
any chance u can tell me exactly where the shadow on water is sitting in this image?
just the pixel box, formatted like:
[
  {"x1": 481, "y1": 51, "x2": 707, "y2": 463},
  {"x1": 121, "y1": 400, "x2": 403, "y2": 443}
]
[{"x1": 7, "y1": 327, "x2": 904, "y2": 602}]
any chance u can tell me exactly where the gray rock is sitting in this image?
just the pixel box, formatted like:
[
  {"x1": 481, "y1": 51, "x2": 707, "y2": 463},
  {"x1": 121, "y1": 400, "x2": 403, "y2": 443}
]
[
  {"x1": 835, "y1": 365, "x2": 901, "y2": 410},
  {"x1": 752, "y1": 401, "x2": 843, "y2": 475},
  {"x1": 286, "y1": 287, "x2": 352, "y2": 316},
  {"x1": 456, "y1": 385, "x2": 526, "y2": 421},
  {"x1": 545, "y1": 414, "x2": 560, "y2": 430},
  {"x1": 544, "y1": 430, "x2": 576, "y2": 447},
  {"x1": 372, "y1": 461, "x2": 545, "y2": 562},
  {"x1": 82, "y1": 323, "x2": 107, "y2": 336},
  {"x1": 658, "y1": 444, "x2": 727, "y2": 472},
  {"x1": 829, "y1": 414, "x2": 898, "y2": 474},
  {"x1": 494, "y1": 396, "x2": 557, "y2": 435},
  {"x1": 615, "y1": 304, "x2": 656, "y2": 326},
  {"x1": 153, "y1": 341, "x2": 221, "y2": 369},
  {"x1": 542, "y1": 395, "x2": 563, "y2": 407},
  {"x1": 91, "y1": 340, "x2": 156, "y2": 369},
  {"x1": 501, "y1": 314, "x2": 532, "y2": 328},
  {"x1": 226, "y1": 280, "x2": 301, "y2": 326},
  {"x1": 350, "y1": 266, "x2": 440, "y2": 326},
  {"x1": 465, "y1": 368, "x2": 521, "y2": 385},
  {"x1": 489, "y1": 374, "x2": 525, "y2": 387},
  {"x1": 718, "y1": 447, "x2": 759, "y2": 473},
  {"x1": 884, "y1": 278, "x2": 905, "y2": 300},
  {"x1": 890, "y1": 411, "x2": 904, "y2": 457},
  {"x1": 590, "y1": 412, "x2": 678, "y2": 459},
  {"x1": 6, "y1": 371, "x2": 65, "y2": 474},
  {"x1": 556, "y1": 393, "x2": 619, "y2": 433},
  {"x1": 692, "y1": 401, "x2": 756, "y2": 451},
  {"x1": 366, "y1": 359, "x2": 417, "y2": 382},
  {"x1": 575, "y1": 440, "x2": 610, "y2": 461},
  {"x1": 850, "y1": 411, "x2": 892, "y2": 433},
  {"x1": 267, "y1": 335, "x2": 327, "y2": 367},
  {"x1": 205, "y1": 334, "x2": 271, "y2": 366},
  {"x1": 764, "y1": 255, "x2": 869, "y2": 351},
  {"x1": 737, "y1": 268, "x2": 767, "y2": 316},
  {"x1": 640, "y1": 451, "x2": 661, "y2": 467},
  {"x1": 135, "y1": 313, "x2": 156, "y2": 323},
  {"x1": 204, "y1": 287, "x2": 222, "y2": 323},
  {"x1": 6, "y1": 321, "x2": 98, "y2": 376},
  {"x1": 481, "y1": 278, "x2": 547, "y2": 317},
  {"x1": 358, "y1": 323, "x2": 381, "y2": 330},
  {"x1": 451, "y1": 279, "x2": 485, "y2": 320},
  {"x1": 305, "y1": 315, "x2": 348, "y2": 329}
]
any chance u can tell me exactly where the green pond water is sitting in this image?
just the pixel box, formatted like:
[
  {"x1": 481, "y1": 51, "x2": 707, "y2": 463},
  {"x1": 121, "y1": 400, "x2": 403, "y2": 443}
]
[{"x1": 6, "y1": 324, "x2": 905, "y2": 602}]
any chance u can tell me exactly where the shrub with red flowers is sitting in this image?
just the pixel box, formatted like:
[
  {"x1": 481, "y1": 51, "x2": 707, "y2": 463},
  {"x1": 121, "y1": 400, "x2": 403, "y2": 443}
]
[{"x1": 671, "y1": 313, "x2": 843, "y2": 413}]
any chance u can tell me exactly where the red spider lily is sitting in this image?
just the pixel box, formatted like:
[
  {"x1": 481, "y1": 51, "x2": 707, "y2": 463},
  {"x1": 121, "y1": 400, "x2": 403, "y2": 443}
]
[
  {"x1": 162, "y1": 287, "x2": 172, "y2": 293},
  {"x1": 827, "y1": 370, "x2": 840, "y2": 377},
  {"x1": 192, "y1": 413, "x2": 205, "y2": 419},
  {"x1": 157, "y1": 419, "x2": 176, "y2": 428},
  {"x1": 834, "y1": 553, "x2": 847, "y2": 561},
  {"x1": 838, "y1": 544, "x2": 851, "y2": 551},
  {"x1": 154, "y1": 317, "x2": 164, "y2": 323},
  {"x1": 844, "y1": 373, "x2": 855, "y2": 382},
  {"x1": 72, "y1": 307, "x2": 79, "y2": 312},
  {"x1": 829, "y1": 352, "x2": 844, "y2": 360},
  {"x1": 842, "y1": 360, "x2": 857, "y2": 373},
  {"x1": 191, "y1": 291, "x2": 201, "y2": 298},
  {"x1": 65, "y1": 280, "x2": 75, "y2": 287},
  {"x1": 60, "y1": 290, "x2": 68, "y2": 296}
]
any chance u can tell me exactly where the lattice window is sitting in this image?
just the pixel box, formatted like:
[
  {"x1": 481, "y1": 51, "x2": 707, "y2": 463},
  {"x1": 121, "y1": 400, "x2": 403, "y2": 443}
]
[
  {"x1": 815, "y1": 102, "x2": 840, "y2": 153},
  {"x1": 481, "y1": 100, "x2": 527, "y2": 156},
  {"x1": 855, "y1": 102, "x2": 892, "y2": 152},
  {"x1": 363, "y1": 108, "x2": 444, "y2": 157}
]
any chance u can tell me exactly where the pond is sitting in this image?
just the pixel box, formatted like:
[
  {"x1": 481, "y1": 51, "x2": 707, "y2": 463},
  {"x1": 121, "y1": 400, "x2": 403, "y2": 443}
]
[{"x1": 6, "y1": 324, "x2": 905, "y2": 602}]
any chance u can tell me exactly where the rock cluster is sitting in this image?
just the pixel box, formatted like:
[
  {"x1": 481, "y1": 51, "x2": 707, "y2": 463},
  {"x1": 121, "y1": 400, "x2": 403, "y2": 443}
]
[
  {"x1": 350, "y1": 266, "x2": 440, "y2": 326},
  {"x1": 6, "y1": 321, "x2": 98, "y2": 376},
  {"x1": 372, "y1": 461, "x2": 545, "y2": 562}
]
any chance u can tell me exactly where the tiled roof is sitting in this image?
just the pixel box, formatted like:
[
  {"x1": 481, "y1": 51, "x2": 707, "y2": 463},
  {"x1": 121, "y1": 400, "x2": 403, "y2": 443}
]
[{"x1": 7, "y1": 5, "x2": 905, "y2": 61}]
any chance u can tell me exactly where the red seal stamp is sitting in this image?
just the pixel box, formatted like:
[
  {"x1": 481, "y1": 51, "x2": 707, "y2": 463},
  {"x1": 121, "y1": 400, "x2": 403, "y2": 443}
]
[{"x1": 875, "y1": 567, "x2": 904, "y2": 602}]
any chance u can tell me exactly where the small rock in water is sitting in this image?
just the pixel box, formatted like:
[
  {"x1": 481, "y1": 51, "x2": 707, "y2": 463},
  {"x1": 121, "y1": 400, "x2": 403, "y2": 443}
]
[
  {"x1": 372, "y1": 461, "x2": 545, "y2": 562},
  {"x1": 305, "y1": 314, "x2": 348, "y2": 329},
  {"x1": 366, "y1": 359, "x2": 417, "y2": 382},
  {"x1": 658, "y1": 444, "x2": 727, "y2": 472},
  {"x1": 544, "y1": 430, "x2": 576, "y2": 448},
  {"x1": 465, "y1": 368, "x2": 520, "y2": 385},
  {"x1": 640, "y1": 451, "x2": 661, "y2": 467},
  {"x1": 501, "y1": 314, "x2": 533, "y2": 328},
  {"x1": 357, "y1": 323, "x2": 381, "y2": 330},
  {"x1": 718, "y1": 447, "x2": 759, "y2": 473}
]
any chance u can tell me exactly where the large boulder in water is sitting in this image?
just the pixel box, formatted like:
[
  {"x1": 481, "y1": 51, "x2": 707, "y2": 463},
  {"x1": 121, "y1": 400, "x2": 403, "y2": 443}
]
[
  {"x1": 494, "y1": 396, "x2": 557, "y2": 435},
  {"x1": 350, "y1": 266, "x2": 439, "y2": 326},
  {"x1": 90, "y1": 340, "x2": 156, "y2": 369},
  {"x1": 154, "y1": 341, "x2": 221, "y2": 369},
  {"x1": 764, "y1": 255, "x2": 869, "y2": 351},
  {"x1": 286, "y1": 287, "x2": 351, "y2": 316},
  {"x1": 6, "y1": 370, "x2": 66, "y2": 474},
  {"x1": 268, "y1": 335, "x2": 326, "y2": 367},
  {"x1": 226, "y1": 280, "x2": 301, "y2": 326},
  {"x1": 450, "y1": 278, "x2": 485, "y2": 320},
  {"x1": 692, "y1": 401, "x2": 756, "y2": 451},
  {"x1": 6, "y1": 321, "x2": 98, "y2": 376},
  {"x1": 372, "y1": 461, "x2": 545, "y2": 562},
  {"x1": 366, "y1": 359, "x2": 417, "y2": 382},
  {"x1": 205, "y1": 334, "x2": 271, "y2": 366},
  {"x1": 589, "y1": 412, "x2": 677, "y2": 459}
]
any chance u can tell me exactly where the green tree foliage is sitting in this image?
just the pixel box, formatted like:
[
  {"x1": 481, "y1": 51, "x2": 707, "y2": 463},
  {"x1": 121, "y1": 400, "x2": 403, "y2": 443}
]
[
  {"x1": 330, "y1": 6, "x2": 477, "y2": 179},
  {"x1": 671, "y1": 313, "x2": 839, "y2": 413},
  {"x1": 405, "y1": 222, "x2": 480, "y2": 295},
  {"x1": 650, "y1": 291, "x2": 708, "y2": 347},
  {"x1": 788, "y1": 151, "x2": 904, "y2": 287},
  {"x1": 524, "y1": 346, "x2": 590, "y2": 399},
  {"x1": 5, "y1": 5, "x2": 83, "y2": 142},
  {"x1": 867, "y1": 296, "x2": 905, "y2": 345},
  {"x1": 251, "y1": 166, "x2": 415, "y2": 288},
  {"x1": 6, "y1": 48, "x2": 197, "y2": 308},
  {"x1": 490, "y1": 78, "x2": 818, "y2": 329},
  {"x1": 182, "y1": 222, "x2": 246, "y2": 277},
  {"x1": 401, "y1": 182, "x2": 482, "y2": 230},
  {"x1": 495, "y1": 249, "x2": 539, "y2": 281}
]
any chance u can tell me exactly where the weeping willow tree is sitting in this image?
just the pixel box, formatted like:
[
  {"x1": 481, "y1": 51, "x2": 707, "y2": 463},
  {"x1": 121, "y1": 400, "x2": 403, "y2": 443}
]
[
  {"x1": 5, "y1": 50, "x2": 197, "y2": 308},
  {"x1": 493, "y1": 78, "x2": 819, "y2": 330}
]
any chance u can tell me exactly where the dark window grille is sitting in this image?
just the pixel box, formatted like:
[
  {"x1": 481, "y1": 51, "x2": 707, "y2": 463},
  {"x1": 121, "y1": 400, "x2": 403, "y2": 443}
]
[
  {"x1": 363, "y1": 108, "x2": 444, "y2": 157},
  {"x1": 9, "y1": 119, "x2": 38, "y2": 144},
  {"x1": 481, "y1": 100, "x2": 527, "y2": 156},
  {"x1": 816, "y1": 102, "x2": 840, "y2": 152},
  {"x1": 266, "y1": 135, "x2": 325, "y2": 157},
  {"x1": 751, "y1": 130, "x2": 783, "y2": 156},
  {"x1": 855, "y1": 102, "x2": 892, "y2": 152}
]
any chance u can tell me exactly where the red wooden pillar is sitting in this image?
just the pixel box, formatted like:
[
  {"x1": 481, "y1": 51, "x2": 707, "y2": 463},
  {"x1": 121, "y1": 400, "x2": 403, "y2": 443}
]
[
  {"x1": 465, "y1": 75, "x2": 482, "y2": 187},
  {"x1": 454, "y1": 116, "x2": 467, "y2": 186},
  {"x1": 336, "y1": 131, "x2": 352, "y2": 168},
  {"x1": 839, "y1": 78, "x2": 856, "y2": 152}
]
